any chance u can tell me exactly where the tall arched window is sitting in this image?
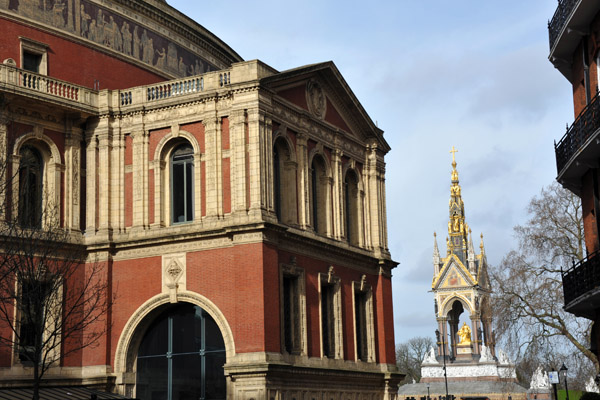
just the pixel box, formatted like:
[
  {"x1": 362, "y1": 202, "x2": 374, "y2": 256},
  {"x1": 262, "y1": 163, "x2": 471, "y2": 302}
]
[
  {"x1": 18, "y1": 146, "x2": 43, "y2": 228},
  {"x1": 273, "y1": 138, "x2": 297, "y2": 224},
  {"x1": 171, "y1": 144, "x2": 194, "y2": 224},
  {"x1": 310, "y1": 155, "x2": 328, "y2": 235},
  {"x1": 344, "y1": 170, "x2": 360, "y2": 245},
  {"x1": 136, "y1": 303, "x2": 226, "y2": 400}
]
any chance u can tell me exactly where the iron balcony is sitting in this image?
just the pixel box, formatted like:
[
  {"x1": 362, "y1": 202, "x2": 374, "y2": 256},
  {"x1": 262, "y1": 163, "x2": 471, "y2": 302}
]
[{"x1": 562, "y1": 251, "x2": 600, "y2": 319}]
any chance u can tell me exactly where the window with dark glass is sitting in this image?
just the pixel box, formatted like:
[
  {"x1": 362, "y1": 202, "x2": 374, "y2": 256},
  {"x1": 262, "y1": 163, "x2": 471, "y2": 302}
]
[
  {"x1": 171, "y1": 144, "x2": 194, "y2": 224},
  {"x1": 19, "y1": 146, "x2": 43, "y2": 228},
  {"x1": 354, "y1": 290, "x2": 368, "y2": 361},
  {"x1": 273, "y1": 145, "x2": 282, "y2": 221},
  {"x1": 136, "y1": 303, "x2": 226, "y2": 400},
  {"x1": 19, "y1": 280, "x2": 50, "y2": 362},
  {"x1": 344, "y1": 170, "x2": 359, "y2": 245},
  {"x1": 321, "y1": 283, "x2": 335, "y2": 358},
  {"x1": 282, "y1": 275, "x2": 301, "y2": 354},
  {"x1": 310, "y1": 156, "x2": 327, "y2": 235},
  {"x1": 22, "y1": 51, "x2": 42, "y2": 73}
]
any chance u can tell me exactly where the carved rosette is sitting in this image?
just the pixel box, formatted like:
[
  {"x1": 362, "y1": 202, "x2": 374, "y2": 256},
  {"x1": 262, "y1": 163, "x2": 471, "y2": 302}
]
[
  {"x1": 162, "y1": 253, "x2": 186, "y2": 303},
  {"x1": 306, "y1": 80, "x2": 326, "y2": 120}
]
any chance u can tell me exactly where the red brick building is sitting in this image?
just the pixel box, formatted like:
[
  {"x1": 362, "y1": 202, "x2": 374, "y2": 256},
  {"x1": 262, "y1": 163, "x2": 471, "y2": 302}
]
[
  {"x1": 0, "y1": 0, "x2": 401, "y2": 398},
  {"x1": 550, "y1": 0, "x2": 600, "y2": 365}
]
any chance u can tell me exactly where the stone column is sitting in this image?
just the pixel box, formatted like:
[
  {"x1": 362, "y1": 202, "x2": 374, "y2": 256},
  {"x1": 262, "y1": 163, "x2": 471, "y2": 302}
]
[
  {"x1": 245, "y1": 108, "x2": 264, "y2": 216},
  {"x1": 436, "y1": 317, "x2": 449, "y2": 359},
  {"x1": 85, "y1": 132, "x2": 97, "y2": 234},
  {"x1": 0, "y1": 122, "x2": 7, "y2": 223},
  {"x1": 97, "y1": 130, "x2": 112, "y2": 233},
  {"x1": 296, "y1": 133, "x2": 309, "y2": 229},
  {"x1": 111, "y1": 126, "x2": 125, "y2": 232},
  {"x1": 471, "y1": 316, "x2": 482, "y2": 356},
  {"x1": 64, "y1": 118, "x2": 82, "y2": 231},
  {"x1": 230, "y1": 110, "x2": 247, "y2": 214},
  {"x1": 331, "y1": 149, "x2": 342, "y2": 240},
  {"x1": 203, "y1": 113, "x2": 219, "y2": 218},
  {"x1": 131, "y1": 129, "x2": 146, "y2": 229}
]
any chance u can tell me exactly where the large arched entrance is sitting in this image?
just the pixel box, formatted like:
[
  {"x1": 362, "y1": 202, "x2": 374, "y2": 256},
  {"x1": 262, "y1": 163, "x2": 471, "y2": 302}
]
[{"x1": 135, "y1": 303, "x2": 226, "y2": 400}]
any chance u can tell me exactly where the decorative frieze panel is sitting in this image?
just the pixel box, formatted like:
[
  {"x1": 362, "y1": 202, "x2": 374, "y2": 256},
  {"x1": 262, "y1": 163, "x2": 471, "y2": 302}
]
[{"x1": 1, "y1": 0, "x2": 226, "y2": 77}]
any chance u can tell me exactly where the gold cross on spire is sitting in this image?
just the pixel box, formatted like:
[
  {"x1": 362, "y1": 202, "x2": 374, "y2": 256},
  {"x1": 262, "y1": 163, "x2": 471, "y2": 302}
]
[{"x1": 450, "y1": 146, "x2": 458, "y2": 163}]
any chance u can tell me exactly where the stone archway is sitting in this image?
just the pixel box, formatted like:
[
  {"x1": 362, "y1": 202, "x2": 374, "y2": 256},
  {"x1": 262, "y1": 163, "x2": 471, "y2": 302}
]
[{"x1": 114, "y1": 292, "x2": 235, "y2": 398}]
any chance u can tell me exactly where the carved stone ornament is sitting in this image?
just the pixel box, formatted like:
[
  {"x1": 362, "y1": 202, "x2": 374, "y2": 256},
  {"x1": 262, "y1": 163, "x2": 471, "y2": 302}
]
[
  {"x1": 162, "y1": 253, "x2": 186, "y2": 303},
  {"x1": 306, "y1": 80, "x2": 326, "y2": 120}
]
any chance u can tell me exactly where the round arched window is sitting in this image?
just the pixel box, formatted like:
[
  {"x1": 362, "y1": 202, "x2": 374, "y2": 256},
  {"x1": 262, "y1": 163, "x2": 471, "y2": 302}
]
[
  {"x1": 18, "y1": 146, "x2": 43, "y2": 227},
  {"x1": 136, "y1": 303, "x2": 226, "y2": 400},
  {"x1": 171, "y1": 144, "x2": 194, "y2": 224}
]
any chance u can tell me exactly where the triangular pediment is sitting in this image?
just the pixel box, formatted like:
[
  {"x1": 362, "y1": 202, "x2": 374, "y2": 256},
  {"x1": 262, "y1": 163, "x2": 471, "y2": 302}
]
[
  {"x1": 433, "y1": 255, "x2": 476, "y2": 290},
  {"x1": 261, "y1": 62, "x2": 390, "y2": 152}
]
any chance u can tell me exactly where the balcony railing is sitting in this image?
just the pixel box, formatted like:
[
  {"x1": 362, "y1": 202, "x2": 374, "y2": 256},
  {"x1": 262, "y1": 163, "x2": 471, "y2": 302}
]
[
  {"x1": 0, "y1": 63, "x2": 97, "y2": 110},
  {"x1": 562, "y1": 250, "x2": 600, "y2": 306},
  {"x1": 548, "y1": 0, "x2": 579, "y2": 51},
  {"x1": 555, "y1": 91, "x2": 600, "y2": 175}
]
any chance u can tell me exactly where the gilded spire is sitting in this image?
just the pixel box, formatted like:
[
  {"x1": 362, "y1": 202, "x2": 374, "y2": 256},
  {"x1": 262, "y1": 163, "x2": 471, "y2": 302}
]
[{"x1": 447, "y1": 147, "x2": 468, "y2": 261}]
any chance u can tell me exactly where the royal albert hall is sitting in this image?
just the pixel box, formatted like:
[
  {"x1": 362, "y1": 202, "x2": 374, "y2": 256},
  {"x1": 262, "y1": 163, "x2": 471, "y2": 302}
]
[{"x1": 0, "y1": 0, "x2": 401, "y2": 398}]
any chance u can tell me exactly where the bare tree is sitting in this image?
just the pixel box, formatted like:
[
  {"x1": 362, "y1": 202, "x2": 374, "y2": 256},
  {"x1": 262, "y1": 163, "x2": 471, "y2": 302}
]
[
  {"x1": 0, "y1": 207, "x2": 111, "y2": 400},
  {"x1": 0, "y1": 99, "x2": 111, "y2": 400},
  {"x1": 396, "y1": 336, "x2": 435, "y2": 384},
  {"x1": 491, "y1": 182, "x2": 596, "y2": 389}
]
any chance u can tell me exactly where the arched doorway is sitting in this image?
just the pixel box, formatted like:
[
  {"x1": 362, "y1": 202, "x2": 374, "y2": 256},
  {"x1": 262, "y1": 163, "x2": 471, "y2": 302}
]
[{"x1": 135, "y1": 303, "x2": 226, "y2": 400}]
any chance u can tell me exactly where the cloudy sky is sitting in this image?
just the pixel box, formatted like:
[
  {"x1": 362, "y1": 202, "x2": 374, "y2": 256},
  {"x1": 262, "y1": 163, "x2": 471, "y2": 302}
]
[{"x1": 169, "y1": 0, "x2": 575, "y2": 344}]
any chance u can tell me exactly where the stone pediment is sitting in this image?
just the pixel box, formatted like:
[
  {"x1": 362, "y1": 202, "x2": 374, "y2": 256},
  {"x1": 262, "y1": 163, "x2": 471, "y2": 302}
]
[
  {"x1": 433, "y1": 255, "x2": 475, "y2": 290},
  {"x1": 262, "y1": 62, "x2": 390, "y2": 153}
]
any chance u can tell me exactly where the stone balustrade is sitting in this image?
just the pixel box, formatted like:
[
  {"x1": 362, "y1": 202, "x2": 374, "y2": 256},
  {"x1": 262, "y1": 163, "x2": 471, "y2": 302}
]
[{"x1": 0, "y1": 63, "x2": 97, "y2": 111}]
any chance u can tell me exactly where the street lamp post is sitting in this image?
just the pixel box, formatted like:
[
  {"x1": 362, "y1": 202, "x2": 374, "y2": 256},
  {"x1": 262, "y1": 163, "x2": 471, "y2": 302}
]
[
  {"x1": 560, "y1": 363, "x2": 570, "y2": 400},
  {"x1": 427, "y1": 382, "x2": 430, "y2": 400},
  {"x1": 435, "y1": 329, "x2": 449, "y2": 400}
]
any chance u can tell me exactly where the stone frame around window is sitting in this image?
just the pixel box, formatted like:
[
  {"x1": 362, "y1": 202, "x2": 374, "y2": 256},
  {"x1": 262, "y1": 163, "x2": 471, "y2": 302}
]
[
  {"x1": 19, "y1": 37, "x2": 49, "y2": 75},
  {"x1": 279, "y1": 257, "x2": 307, "y2": 356},
  {"x1": 352, "y1": 275, "x2": 376, "y2": 363},
  {"x1": 318, "y1": 266, "x2": 343, "y2": 360}
]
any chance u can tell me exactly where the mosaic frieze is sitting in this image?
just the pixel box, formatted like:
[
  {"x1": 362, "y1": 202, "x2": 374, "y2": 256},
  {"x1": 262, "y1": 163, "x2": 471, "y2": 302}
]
[{"x1": 3, "y1": 0, "x2": 218, "y2": 77}]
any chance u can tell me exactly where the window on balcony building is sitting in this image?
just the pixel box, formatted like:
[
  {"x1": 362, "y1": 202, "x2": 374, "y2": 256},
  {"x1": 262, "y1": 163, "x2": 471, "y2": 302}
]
[
  {"x1": 171, "y1": 143, "x2": 194, "y2": 224},
  {"x1": 310, "y1": 154, "x2": 329, "y2": 235},
  {"x1": 273, "y1": 138, "x2": 298, "y2": 225},
  {"x1": 344, "y1": 169, "x2": 360, "y2": 246},
  {"x1": 18, "y1": 146, "x2": 43, "y2": 228}
]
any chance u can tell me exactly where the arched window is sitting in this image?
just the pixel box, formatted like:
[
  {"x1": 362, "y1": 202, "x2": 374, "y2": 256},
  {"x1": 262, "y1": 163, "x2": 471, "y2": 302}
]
[
  {"x1": 310, "y1": 155, "x2": 328, "y2": 235},
  {"x1": 344, "y1": 170, "x2": 360, "y2": 245},
  {"x1": 171, "y1": 144, "x2": 194, "y2": 224},
  {"x1": 273, "y1": 139, "x2": 297, "y2": 224},
  {"x1": 136, "y1": 303, "x2": 226, "y2": 400},
  {"x1": 18, "y1": 146, "x2": 43, "y2": 228}
]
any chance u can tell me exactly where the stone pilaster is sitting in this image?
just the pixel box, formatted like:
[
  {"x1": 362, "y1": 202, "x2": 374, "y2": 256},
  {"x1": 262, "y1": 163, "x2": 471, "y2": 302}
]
[
  {"x1": 131, "y1": 129, "x2": 147, "y2": 229},
  {"x1": 203, "y1": 113, "x2": 220, "y2": 218},
  {"x1": 296, "y1": 133, "x2": 309, "y2": 229},
  {"x1": 0, "y1": 122, "x2": 7, "y2": 222},
  {"x1": 230, "y1": 109, "x2": 247, "y2": 214},
  {"x1": 96, "y1": 124, "x2": 112, "y2": 233},
  {"x1": 331, "y1": 149, "x2": 342, "y2": 240},
  {"x1": 64, "y1": 118, "x2": 83, "y2": 231},
  {"x1": 246, "y1": 108, "x2": 263, "y2": 215},
  {"x1": 85, "y1": 132, "x2": 97, "y2": 234}
]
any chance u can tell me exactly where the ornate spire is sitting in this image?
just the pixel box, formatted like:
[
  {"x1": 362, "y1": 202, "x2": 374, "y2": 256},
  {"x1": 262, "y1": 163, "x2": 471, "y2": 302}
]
[
  {"x1": 433, "y1": 232, "x2": 441, "y2": 274},
  {"x1": 447, "y1": 147, "x2": 468, "y2": 261}
]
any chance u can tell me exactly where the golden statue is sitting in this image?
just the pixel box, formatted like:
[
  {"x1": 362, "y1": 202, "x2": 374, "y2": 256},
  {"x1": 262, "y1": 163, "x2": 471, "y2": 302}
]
[{"x1": 457, "y1": 322, "x2": 472, "y2": 345}]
